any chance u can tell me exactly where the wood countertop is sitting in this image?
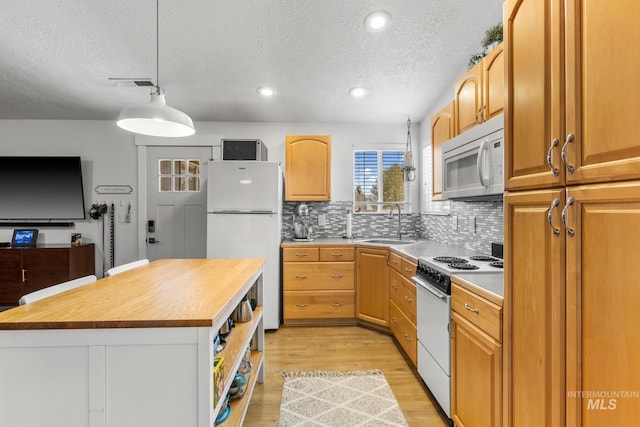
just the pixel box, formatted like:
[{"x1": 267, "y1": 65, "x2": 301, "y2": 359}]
[{"x1": 0, "y1": 258, "x2": 264, "y2": 330}]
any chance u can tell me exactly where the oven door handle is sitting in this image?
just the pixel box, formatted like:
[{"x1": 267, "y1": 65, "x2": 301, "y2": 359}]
[{"x1": 414, "y1": 278, "x2": 447, "y2": 301}]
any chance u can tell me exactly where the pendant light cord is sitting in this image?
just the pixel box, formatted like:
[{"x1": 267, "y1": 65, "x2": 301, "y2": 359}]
[{"x1": 155, "y1": 0, "x2": 160, "y2": 93}]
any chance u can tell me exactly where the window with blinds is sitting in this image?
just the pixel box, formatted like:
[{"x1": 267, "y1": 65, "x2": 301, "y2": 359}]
[
  {"x1": 158, "y1": 159, "x2": 201, "y2": 192},
  {"x1": 353, "y1": 150, "x2": 405, "y2": 213}
]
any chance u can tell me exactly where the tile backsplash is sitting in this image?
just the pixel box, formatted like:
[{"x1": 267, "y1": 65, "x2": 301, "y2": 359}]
[
  {"x1": 420, "y1": 200, "x2": 504, "y2": 254},
  {"x1": 283, "y1": 201, "x2": 420, "y2": 240},
  {"x1": 283, "y1": 199, "x2": 503, "y2": 255}
]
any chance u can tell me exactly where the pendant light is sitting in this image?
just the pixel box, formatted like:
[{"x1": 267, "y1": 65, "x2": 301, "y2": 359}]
[
  {"x1": 404, "y1": 116, "x2": 415, "y2": 181},
  {"x1": 117, "y1": 0, "x2": 195, "y2": 137}
]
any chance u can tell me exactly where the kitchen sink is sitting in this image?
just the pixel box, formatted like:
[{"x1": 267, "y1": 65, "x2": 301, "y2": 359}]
[{"x1": 361, "y1": 239, "x2": 417, "y2": 245}]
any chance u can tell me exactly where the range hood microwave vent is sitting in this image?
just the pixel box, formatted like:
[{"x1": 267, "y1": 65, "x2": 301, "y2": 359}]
[{"x1": 441, "y1": 114, "x2": 504, "y2": 201}]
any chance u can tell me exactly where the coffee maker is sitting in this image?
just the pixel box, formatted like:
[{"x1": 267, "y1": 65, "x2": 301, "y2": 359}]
[{"x1": 292, "y1": 203, "x2": 314, "y2": 241}]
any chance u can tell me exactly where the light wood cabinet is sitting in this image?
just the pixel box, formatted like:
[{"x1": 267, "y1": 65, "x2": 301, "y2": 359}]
[
  {"x1": 565, "y1": 182, "x2": 640, "y2": 425},
  {"x1": 451, "y1": 280, "x2": 503, "y2": 427},
  {"x1": 455, "y1": 61, "x2": 484, "y2": 135},
  {"x1": 505, "y1": 0, "x2": 640, "y2": 191},
  {"x1": 285, "y1": 135, "x2": 331, "y2": 201},
  {"x1": 431, "y1": 101, "x2": 455, "y2": 199},
  {"x1": 356, "y1": 247, "x2": 389, "y2": 327},
  {"x1": 482, "y1": 42, "x2": 504, "y2": 121},
  {"x1": 451, "y1": 312, "x2": 502, "y2": 427},
  {"x1": 283, "y1": 246, "x2": 354, "y2": 324},
  {"x1": 504, "y1": 189, "x2": 566, "y2": 427},
  {"x1": 505, "y1": 183, "x2": 640, "y2": 426},
  {"x1": 455, "y1": 41, "x2": 505, "y2": 136},
  {"x1": 504, "y1": 2, "x2": 640, "y2": 426},
  {"x1": 388, "y1": 251, "x2": 417, "y2": 365}
]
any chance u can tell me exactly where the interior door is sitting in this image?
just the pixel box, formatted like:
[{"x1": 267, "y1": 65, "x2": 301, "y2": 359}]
[{"x1": 146, "y1": 146, "x2": 210, "y2": 261}]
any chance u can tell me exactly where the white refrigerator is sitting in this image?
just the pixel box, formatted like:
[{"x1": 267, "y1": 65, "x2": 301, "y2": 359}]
[{"x1": 206, "y1": 161, "x2": 282, "y2": 329}]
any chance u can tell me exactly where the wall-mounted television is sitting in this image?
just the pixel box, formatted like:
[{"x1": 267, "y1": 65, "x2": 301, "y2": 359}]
[{"x1": 0, "y1": 156, "x2": 86, "y2": 221}]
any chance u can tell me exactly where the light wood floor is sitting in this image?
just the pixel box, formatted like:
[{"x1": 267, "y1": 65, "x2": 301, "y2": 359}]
[{"x1": 243, "y1": 325, "x2": 448, "y2": 426}]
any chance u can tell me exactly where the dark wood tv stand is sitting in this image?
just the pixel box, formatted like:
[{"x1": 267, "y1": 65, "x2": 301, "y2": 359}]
[{"x1": 0, "y1": 244, "x2": 95, "y2": 306}]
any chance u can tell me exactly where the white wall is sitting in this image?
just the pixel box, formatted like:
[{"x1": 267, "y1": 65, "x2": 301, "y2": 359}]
[{"x1": 0, "y1": 119, "x2": 419, "y2": 276}]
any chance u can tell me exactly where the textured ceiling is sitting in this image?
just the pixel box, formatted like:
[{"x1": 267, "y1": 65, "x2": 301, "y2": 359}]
[{"x1": 0, "y1": 0, "x2": 503, "y2": 124}]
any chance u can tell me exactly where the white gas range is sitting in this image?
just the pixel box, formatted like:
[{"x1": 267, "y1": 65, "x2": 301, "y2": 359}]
[{"x1": 412, "y1": 253, "x2": 503, "y2": 418}]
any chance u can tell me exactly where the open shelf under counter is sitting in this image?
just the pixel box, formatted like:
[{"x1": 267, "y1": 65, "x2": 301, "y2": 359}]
[
  {"x1": 227, "y1": 350, "x2": 264, "y2": 426},
  {"x1": 213, "y1": 306, "x2": 265, "y2": 422}
]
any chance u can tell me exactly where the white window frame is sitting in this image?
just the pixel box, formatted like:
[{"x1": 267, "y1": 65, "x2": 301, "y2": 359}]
[{"x1": 353, "y1": 146, "x2": 407, "y2": 214}]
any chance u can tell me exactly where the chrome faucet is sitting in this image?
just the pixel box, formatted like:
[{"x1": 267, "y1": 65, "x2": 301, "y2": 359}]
[{"x1": 388, "y1": 203, "x2": 404, "y2": 239}]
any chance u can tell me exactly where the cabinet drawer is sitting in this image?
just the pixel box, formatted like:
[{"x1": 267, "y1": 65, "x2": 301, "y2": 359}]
[
  {"x1": 389, "y1": 300, "x2": 417, "y2": 365},
  {"x1": 283, "y1": 247, "x2": 319, "y2": 262},
  {"x1": 283, "y1": 262, "x2": 354, "y2": 291},
  {"x1": 452, "y1": 284, "x2": 502, "y2": 341},
  {"x1": 388, "y1": 252, "x2": 402, "y2": 273},
  {"x1": 284, "y1": 291, "x2": 355, "y2": 320},
  {"x1": 389, "y1": 269, "x2": 416, "y2": 323},
  {"x1": 400, "y1": 258, "x2": 416, "y2": 280},
  {"x1": 319, "y1": 247, "x2": 354, "y2": 262}
]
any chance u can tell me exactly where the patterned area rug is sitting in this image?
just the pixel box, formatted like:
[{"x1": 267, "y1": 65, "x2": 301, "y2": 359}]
[{"x1": 278, "y1": 370, "x2": 409, "y2": 427}]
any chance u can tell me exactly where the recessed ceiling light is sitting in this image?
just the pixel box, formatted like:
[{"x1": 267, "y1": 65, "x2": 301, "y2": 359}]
[
  {"x1": 364, "y1": 10, "x2": 391, "y2": 32},
  {"x1": 257, "y1": 86, "x2": 276, "y2": 97},
  {"x1": 349, "y1": 87, "x2": 369, "y2": 98}
]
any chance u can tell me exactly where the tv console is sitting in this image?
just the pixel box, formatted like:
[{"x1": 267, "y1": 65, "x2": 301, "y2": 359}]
[{"x1": 0, "y1": 244, "x2": 95, "y2": 306}]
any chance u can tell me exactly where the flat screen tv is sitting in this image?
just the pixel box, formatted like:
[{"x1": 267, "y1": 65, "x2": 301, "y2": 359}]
[{"x1": 0, "y1": 156, "x2": 86, "y2": 221}]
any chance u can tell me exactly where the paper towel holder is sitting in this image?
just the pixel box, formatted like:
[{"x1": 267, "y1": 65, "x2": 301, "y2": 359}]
[{"x1": 343, "y1": 209, "x2": 355, "y2": 239}]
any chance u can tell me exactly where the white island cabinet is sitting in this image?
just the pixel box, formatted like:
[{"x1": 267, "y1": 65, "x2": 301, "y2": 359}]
[{"x1": 0, "y1": 258, "x2": 265, "y2": 427}]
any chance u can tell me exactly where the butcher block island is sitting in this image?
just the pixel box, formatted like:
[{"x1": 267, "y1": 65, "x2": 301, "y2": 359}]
[{"x1": 0, "y1": 258, "x2": 265, "y2": 427}]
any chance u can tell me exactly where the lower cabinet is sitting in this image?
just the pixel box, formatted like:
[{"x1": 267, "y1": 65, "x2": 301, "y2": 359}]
[
  {"x1": 451, "y1": 282, "x2": 503, "y2": 427},
  {"x1": 0, "y1": 244, "x2": 95, "y2": 306},
  {"x1": 283, "y1": 246, "x2": 355, "y2": 324},
  {"x1": 356, "y1": 247, "x2": 389, "y2": 327},
  {"x1": 388, "y1": 253, "x2": 417, "y2": 365}
]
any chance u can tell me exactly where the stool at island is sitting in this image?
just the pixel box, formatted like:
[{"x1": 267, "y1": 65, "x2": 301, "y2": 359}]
[
  {"x1": 0, "y1": 258, "x2": 265, "y2": 427},
  {"x1": 18, "y1": 274, "x2": 97, "y2": 305},
  {"x1": 105, "y1": 258, "x2": 149, "y2": 276}
]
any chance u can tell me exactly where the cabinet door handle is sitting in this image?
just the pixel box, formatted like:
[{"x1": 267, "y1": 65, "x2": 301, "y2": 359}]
[
  {"x1": 391, "y1": 284, "x2": 398, "y2": 289},
  {"x1": 561, "y1": 197, "x2": 575, "y2": 237},
  {"x1": 548, "y1": 199, "x2": 561, "y2": 237},
  {"x1": 295, "y1": 274, "x2": 308, "y2": 279},
  {"x1": 404, "y1": 267, "x2": 413, "y2": 273},
  {"x1": 21, "y1": 269, "x2": 27, "y2": 283},
  {"x1": 331, "y1": 253, "x2": 344, "y2": 257},
  {"x1": 547, "y1": 138, "x2": 560, "y2": 176},
  {"x1": 404, "y1": 333, "x2": 412, "y2": 342},
  {"x1": 561, "y1": 133, "x2": 575, "y2": 174},
  {"x1": 295, "y1": 303, "x2": 308, "y2": 308},
  {"x1": 404, "y1": 296, "x2": 413, "y2": 303},
  {"x1": 464, "y1": 303, "x2": 479, "y2": 314},
  {"x1": 330, "y1": 274, "x2": 344, "y2": 279},
  {"x1": 330, "y1": 303, "x2": 344, "y2": 307},
  {"x1": 391, "y1": 316, "x2": 398, "y2": 324},
  {"x1": 295, "y1": 253, "x2": 308, "y2": 257}
]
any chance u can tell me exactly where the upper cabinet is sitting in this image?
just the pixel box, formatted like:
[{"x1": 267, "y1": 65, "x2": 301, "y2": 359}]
[
  {"x1": 483, "y1": 41, "x2": 505, "y2": 121},
  {"x1": 455, "y1": 61, "x2": 484, "y2": 135},
  {"x1": 455, "y1": 42, "x2": 505, "y2": 136},
  {"x1": 505, "y1": 0, "x2": 640, "y2": 191},
  {"x1": 431, "y1": 101, "x2": 456, "y2": 199},
  {"x1": 285, "y1": 135, "x2": 331, "y2": 201}
]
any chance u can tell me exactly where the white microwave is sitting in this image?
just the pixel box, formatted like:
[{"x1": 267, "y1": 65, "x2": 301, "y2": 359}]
[{"x1": 441, "y1": 114, "x2": 504, "y2": 200}]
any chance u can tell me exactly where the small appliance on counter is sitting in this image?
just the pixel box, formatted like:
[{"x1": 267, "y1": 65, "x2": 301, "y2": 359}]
[{"x1": 292, "y1": 202, "x2": 314, "y2": 241}]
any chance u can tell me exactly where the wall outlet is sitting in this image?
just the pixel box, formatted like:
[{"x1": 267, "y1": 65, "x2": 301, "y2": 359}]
[
  {"x1": 468, "y1": 216, "x2": 476, "y2": 234},
  {"x1": 318, "y1": 213, "x2": 327, "y2": 227},
  {"x1": 452, "y1": 215, "x2": 458, "y2": 231}
]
